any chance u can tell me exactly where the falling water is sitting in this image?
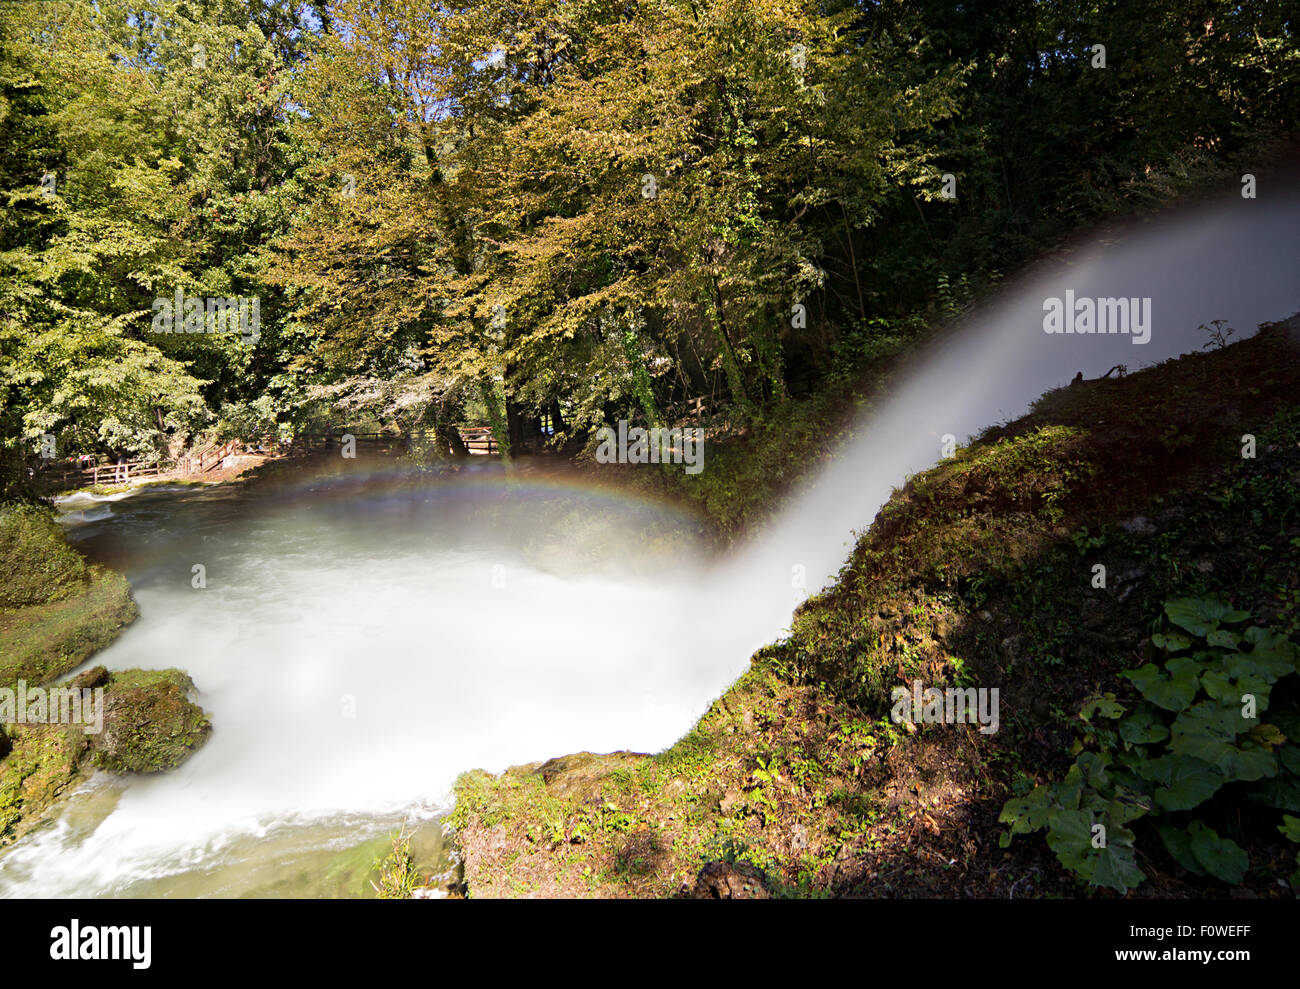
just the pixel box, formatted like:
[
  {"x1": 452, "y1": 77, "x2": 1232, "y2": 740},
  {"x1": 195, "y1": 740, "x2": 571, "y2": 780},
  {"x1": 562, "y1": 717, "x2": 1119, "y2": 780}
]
[{"x1": 1, "y1": 176, "x2": 1297, "y2": 897}]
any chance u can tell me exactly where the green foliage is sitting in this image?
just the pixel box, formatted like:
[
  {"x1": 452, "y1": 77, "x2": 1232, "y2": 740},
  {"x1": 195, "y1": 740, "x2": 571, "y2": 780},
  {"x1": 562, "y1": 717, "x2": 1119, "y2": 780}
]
[
  {"x1": 215, "y1": 395, "x2": 279, "y2": 444},
  {"x1": 1280, "y1": 815, "x2": 1300, "y2": 891},
  {"x1": 3, "y1": 0, "x2": 1296, "y2": 473},
  {"x1": 1000, "y1": 597, "x2": 1298, "y2": 893},
  {"x1": 0, "y1": 503, "x2": 88, "y2": 608},
  {"x1": 371, "y1": 828, "x2": 421, "y2": 899}
]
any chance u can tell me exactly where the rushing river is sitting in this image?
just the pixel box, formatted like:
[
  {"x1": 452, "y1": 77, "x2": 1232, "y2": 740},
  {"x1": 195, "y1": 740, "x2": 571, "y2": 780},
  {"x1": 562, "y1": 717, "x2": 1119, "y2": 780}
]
[
  {"x1": 2, "y1": 172, "x2": 1298, "y2": 897},
  {"x1": 0, "y1": 467, "x2": 738, "y2": 896}
]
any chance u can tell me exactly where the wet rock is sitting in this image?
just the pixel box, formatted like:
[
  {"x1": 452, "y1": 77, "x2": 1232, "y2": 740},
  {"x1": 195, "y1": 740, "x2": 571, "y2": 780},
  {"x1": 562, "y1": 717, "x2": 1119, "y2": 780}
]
[
  {"x1": 530, "y1": 751, "x2": 646, "y2": 801},
  {"x1": 691, "y1": 860, "x2": 771, "y2": 899},
  {"x1": 1119, "y1": 516, "x2": 1157, "y2": 537},
  {"x1": 1114, "y1": 566, "x2": 1147, "y2": 603},
  {"x1": 69, "y1": 665, "x2": 109, "y2": 690},
  {"x1": 92, "y1": 672, "x2": 211, "y2": 773}
]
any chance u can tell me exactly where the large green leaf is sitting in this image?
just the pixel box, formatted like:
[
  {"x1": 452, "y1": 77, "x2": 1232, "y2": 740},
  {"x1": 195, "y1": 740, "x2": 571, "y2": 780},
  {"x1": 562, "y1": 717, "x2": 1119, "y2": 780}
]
[
  {"x1": 1154, "y1": 757, "x2": 1222, "y2": 811},
  {"x1": 1222, "y1": 745, "x2": 1278, "y2": 783},
  {"x1": 1206, "y1": 629, "x2": 1242, "y2": 650},
  {"x1": 999, "y1": 784, "x2": 1056, "y2": 834},
  {"x1": 1045, "y1": 808, "x2": 1094, "y2": 873},
  {"x1": 1164, "y1": 597, "x2": 1250, "y2": 637},
  {"x1": 1151, "y1": 632, "x2": 1192, "y2": 653},
  {"x1": 1136, "y1": 753, "x2": 1174, "y2": 787},
  {"x1": 1080, "y1": 694, "x2": 1125, "y2": 721},
  {"x1": 1239, "y1": 628, "x2": 1297, "y2": 680},
  {"x1": 1170, "y1": 703, "x2": 1240, "y2": 766},
  {"x1": 1119, "y1": 703, "x2": 1169, "y2": 745},
  {"x1": 1044, "y1": 809, "x2": 1144, "y2": 891},
  {"x1": 1122, "y1": 660, "x2": 1199, "y2": 712},
  {"x1": 1171, "y1": 701, "x2": 1257, "y2": 766},
  {"x1": 1200, "y1": 668, "x2": 1272, "y2": 709},
  {"x1": 1158, "y1": 821, "x2": 1206, "y2": 876},
  {"x1": 1088, "y1": 833, "x2": 1146, "y2": 893},
  {"x1": 1104, "y1": 788, "x2": 1153, "y2": 826},
  {"x1": 1187, "y1": 821, "x2": 1249, "y2": 883},
  {"x1": 1280, "y1": 815, "x2": 1300, "y2": 844},
  {"x1": 1075, "y1": 751, "x2": 1112, "y2": 789}
]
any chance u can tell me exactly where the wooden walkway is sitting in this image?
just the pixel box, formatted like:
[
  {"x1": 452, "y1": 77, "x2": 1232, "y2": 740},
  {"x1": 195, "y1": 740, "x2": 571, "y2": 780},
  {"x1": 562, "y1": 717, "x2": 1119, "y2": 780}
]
[
  {"x1": 179, "y1": 438, "x2": 242, "y2": 474},
  {"x1": 457, "y1": 426, "x2": 499, "y2": 455}
]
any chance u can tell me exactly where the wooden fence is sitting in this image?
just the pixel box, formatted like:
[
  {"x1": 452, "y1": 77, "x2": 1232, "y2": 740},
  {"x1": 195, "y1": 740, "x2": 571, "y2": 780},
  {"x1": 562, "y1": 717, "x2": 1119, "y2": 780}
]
[
  {"x1": 34, "y1": 437, "x2": 248, "y2": 493},
  {"x1": 287, "y1": 427, "x2": 501, "y2": 457},
  {"x1": 180, "y1": 438, "x2": 242, "y2": 474},
  {"x1": 458, "y1": 426, "x2": 499, "y2": 455},
  {"x1": 35, "y1": 458, "x2": 168, "y2": 491}
]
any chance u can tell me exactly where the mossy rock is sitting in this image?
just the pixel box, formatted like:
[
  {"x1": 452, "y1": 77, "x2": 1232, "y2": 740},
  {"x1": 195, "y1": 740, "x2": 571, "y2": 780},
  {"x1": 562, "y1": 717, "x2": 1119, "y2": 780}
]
[
  {"x1": 0, "y1": 503, "x2": 90, "y2": 608},
  {"x1": 69, "y1": 665, "x2": 109, "y2": 690},
  {"x1": 0, "y1": 567, "x2": 137, "y2": 691},
  {"x1": 0, "y1": 669, "x2": 212, "y2": 843},
  {"x1": 0, "y1": 507, "x2": 211, "y2": 837},
  {"x1": 0, "y1": 723, "x2": 90, "y2": 845},
  {"x1": 91, "y1": 670, "x2": 211, "y2": 773}
]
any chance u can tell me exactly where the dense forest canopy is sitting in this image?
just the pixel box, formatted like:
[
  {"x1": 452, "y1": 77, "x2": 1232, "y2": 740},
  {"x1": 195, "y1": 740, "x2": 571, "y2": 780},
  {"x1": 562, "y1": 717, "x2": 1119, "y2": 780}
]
[{"x1": 2, "y1": 0, "x2": 1297, "y2": 492}]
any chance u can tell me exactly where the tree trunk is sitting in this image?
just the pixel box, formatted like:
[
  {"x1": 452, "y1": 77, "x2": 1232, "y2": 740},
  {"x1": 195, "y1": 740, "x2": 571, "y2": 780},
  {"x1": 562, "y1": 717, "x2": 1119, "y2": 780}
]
[
  {"x1": 708, "y1": 277, "x2": 751, "y2": 414},
  {"x1": 505, "y1": 396, "x2": 526, "y2": 455},
  {"x1": 478, "y1": 379, "x2": 511, "y2": 461},
  {"x1": 548, "y1": 399, "x2": 566, "y2": 435},
  {"x1": 438, "y1": 422, "x2": 470, "y2": 458}
]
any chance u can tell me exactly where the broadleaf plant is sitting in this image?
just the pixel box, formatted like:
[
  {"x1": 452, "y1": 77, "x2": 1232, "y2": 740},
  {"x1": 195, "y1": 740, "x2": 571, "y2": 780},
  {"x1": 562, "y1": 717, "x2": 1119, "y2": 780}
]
[{"x1": 1000, "y1": 597, "x2": 1298, "y2": 894}]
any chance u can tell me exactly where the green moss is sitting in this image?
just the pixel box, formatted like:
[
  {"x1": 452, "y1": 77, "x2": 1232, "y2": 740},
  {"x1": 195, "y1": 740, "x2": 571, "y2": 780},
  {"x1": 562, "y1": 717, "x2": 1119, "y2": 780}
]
[
  {"x1": 0, "y1": 568, "x2": 137, "y2": 691},
  {"x1": 103, "y1": 668, "x2": 197, "y2": 693},
  {"x1": 0, "y1": 503, "x2": 89, "y2": 608},
  {"x1": 0, "y1": 502, "x2": 212, "y2": 842},
  {"x1": 0, "y1": 723, "x2": 90, "y2": 845},
  {"x1": 90, "y1": 671, "x2": 211, "y2": 774}
]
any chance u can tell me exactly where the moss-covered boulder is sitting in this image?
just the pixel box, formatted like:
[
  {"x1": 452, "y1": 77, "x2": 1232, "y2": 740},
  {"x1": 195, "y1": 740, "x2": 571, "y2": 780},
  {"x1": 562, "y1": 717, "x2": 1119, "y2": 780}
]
[
  {"x1": 0, "y1": 502, "x2": 137, "y2": 691},
  {"x1": 0, "y1": 569, "x2": 137, "y2": 689},
  {"x1": 91, "y1": 669, "x2": 211, "y2": 773},
  {"x1": 1, "y1": 669, "x2": 212, "y2": 844}
]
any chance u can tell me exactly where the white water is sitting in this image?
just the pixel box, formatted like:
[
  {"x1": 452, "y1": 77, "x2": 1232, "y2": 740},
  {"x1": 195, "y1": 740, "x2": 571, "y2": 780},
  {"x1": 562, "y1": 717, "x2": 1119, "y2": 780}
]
[
  {"x1": 728, "y1": 179, "x2": 1300, "y2": 601},
  {"x1": 2, "y1": 178, "x2": 1297, "y2": 897}
]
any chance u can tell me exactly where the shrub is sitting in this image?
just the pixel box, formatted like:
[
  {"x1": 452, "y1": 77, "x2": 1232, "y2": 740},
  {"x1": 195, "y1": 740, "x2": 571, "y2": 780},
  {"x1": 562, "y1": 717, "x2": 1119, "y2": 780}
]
[{"x1": 999, "y1": 596, "x2": 1299, "y2": 893}]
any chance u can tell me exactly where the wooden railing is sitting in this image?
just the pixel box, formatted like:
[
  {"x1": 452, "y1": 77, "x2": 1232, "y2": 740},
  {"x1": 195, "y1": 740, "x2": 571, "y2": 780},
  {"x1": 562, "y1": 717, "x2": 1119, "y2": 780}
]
[
  {"x1": 287, "y1": 427, "x2": 501, "y2": 457},
  {"x1": 182, "y1": 438, "x2": 242, "y2": 474},
  {"x1": 458, "y1": 426, "x2": 498, "y2": 455},
  {"x1": 35, "y1": 458, "x2": 168, "y2": 491}
]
